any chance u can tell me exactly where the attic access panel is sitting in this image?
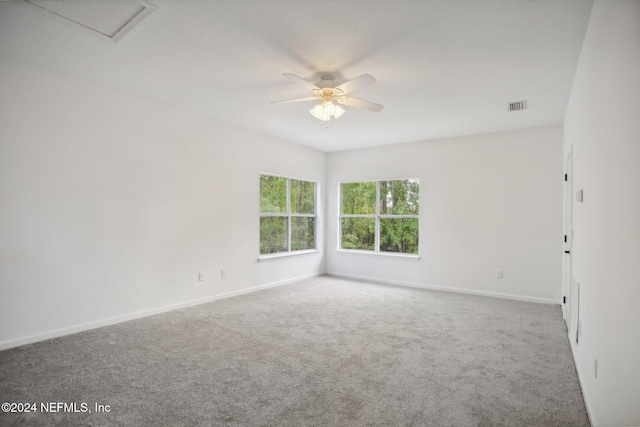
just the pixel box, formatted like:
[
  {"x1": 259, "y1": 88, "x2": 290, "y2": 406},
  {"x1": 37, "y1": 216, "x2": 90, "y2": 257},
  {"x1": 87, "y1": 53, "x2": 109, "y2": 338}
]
[{"x1": 21, "y1": 0, "x2": 155, "y2": 42}]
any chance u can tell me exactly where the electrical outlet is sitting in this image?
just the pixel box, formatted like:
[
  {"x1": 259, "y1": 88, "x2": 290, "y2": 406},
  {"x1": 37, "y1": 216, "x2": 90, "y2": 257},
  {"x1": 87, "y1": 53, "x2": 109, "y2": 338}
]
[
  {"x1": 221, "y1": 269, "x2": 227, "y2": 279},
  {"x1": 496, "y1": 270, "x2": 504, "y2": 279},
  {"x1": 198, "y1": 273, "x2": 203, "y2": 281}
]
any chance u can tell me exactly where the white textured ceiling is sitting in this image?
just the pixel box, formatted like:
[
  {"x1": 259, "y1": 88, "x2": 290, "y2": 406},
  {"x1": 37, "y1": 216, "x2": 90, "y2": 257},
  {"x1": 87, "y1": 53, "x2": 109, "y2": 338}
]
[{"x1": 0, "y1": 0, "x2": 594, "y2": 152}]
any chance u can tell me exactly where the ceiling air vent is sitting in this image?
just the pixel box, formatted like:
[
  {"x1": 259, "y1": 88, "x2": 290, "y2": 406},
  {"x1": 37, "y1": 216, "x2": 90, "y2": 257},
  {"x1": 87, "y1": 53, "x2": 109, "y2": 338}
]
[{"x1": 509, "y1": 101, "x2": 527, "y2": 111}]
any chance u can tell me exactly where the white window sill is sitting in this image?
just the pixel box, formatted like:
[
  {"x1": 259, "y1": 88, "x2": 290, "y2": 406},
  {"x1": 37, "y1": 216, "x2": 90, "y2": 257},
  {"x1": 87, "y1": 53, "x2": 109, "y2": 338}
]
[
  {"x1": 258, "y1": 249, "x2": 321, "y2": 262},
  {"x1": 336, "y1": 250, "x2": 421, "y2": 260}
]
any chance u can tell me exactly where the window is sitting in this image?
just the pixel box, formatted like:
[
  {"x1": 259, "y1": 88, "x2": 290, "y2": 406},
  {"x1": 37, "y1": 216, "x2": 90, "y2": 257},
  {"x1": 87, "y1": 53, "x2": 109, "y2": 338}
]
[
  {"x1": 260, "y1": 174, "x2": 316, "y2": 254},
  {"x1": 340, "y1": 179, "x2": 419, "y2": 254}
]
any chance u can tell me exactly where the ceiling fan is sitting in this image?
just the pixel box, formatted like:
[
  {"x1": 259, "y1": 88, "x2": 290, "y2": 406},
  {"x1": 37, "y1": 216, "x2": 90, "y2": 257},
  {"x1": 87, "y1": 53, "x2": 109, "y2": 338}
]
[{"x1": 271, "y1": 73, "x2": 383, "y2": 126}]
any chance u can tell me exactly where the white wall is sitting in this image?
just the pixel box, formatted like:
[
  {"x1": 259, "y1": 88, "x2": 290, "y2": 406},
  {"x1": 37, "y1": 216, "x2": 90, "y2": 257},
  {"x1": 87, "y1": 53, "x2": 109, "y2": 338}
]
[
  {"x1": 326, "y1": 126, "x2": 563, "y2": 303},
  {"x1": 563, "y1": 1, "x2": 640, "y2": 425},
  {"x1": 0, "y1": 56, "x2": 326, "y2": 349}
]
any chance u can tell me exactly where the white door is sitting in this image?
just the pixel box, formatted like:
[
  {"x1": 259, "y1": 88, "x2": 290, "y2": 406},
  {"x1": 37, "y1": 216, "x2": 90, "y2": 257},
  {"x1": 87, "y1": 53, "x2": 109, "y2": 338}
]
[{"x1": 563, "y1": 149, "x2": 573, "y2": 328}]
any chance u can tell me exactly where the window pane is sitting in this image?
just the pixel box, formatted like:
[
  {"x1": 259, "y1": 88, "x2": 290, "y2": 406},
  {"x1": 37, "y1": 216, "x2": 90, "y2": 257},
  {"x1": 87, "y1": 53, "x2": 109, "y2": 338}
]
[
  {"x1": 260, "y1": 217, "x2": 288, "y2": 254},
  {"x1": 380, "y1": 179, "x2": 419, "y2": 215},
  {"x1": 341, "y1": 182, "x2": 376, "y2": 214},
  {"x1": 379, "y1": 218, "x2": 419, "y2": 254},
  {"x1": 290, "y1": 179, "x2": 315, "y2": 214},
  {"x1": 291, "y1": 217, "x2": 315, "y2": 251},
  {"x1": 260, "y1": 175, "x2": 287, "y2": 213},
  {"x1": 341, "y1": 217, "x2": 375, "y2": 250}
]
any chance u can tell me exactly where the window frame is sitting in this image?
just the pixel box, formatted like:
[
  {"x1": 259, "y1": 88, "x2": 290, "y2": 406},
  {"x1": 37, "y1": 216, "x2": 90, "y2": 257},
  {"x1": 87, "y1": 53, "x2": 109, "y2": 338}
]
[
  {"x1": 259, "y1": 173, "x2": 318, "y2": 259},
  {"x1": 339, "y1": 179, "x2": 420, "y2": 258}
]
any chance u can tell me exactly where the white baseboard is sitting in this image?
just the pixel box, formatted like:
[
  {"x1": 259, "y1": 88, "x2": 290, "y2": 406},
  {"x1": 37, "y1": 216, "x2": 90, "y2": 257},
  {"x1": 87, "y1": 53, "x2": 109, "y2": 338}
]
[
  {"x1": 0, "y1": 272, "x2": 321, "y2": 351},
  {"x1": 569, "y1": 338, "x2": 597, "y2": 426},
  {"x1": 327, "y1": 271, "x2": 560, "y2": 305}
]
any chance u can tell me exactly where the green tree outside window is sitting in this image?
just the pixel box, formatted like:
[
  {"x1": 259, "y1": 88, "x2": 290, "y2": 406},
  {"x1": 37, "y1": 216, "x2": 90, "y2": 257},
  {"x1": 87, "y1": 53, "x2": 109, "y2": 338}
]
[
  {"x1": 340, "y1": 179, "x2": 419, "y2": 254},
  {"x1": 260, "y1": 175, "x2": 316, "y2": 254}
]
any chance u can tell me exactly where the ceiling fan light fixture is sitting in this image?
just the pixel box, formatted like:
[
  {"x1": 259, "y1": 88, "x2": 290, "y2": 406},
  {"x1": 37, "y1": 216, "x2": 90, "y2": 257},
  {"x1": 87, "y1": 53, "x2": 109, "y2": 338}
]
[
  {"x1": 309, "y1": 103, "x2": 327, "y2": 121},
  {"x1": 278, "y1": 73, "x2": 381, "y2": 126},
  {"x1": 323, "y1": 100, "x2": 337, "y2": 116},
  {"x1": 309, "y1": 100, "x2": 344, "y2": 124}
]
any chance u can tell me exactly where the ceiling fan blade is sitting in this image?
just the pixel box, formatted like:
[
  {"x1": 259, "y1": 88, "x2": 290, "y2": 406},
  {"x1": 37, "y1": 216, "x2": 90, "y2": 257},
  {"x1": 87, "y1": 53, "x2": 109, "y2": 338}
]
[
  {"x1": 270, "y1": 96, "x2": 318, "y2": 105},
  {"x1": 335, "y1": 74, "x2": 376, "y2": 95},
  {"x1": 337, "y1": 96, "x2": 383, "y2": 113},
  {"x1": 282, "y1": 73, "x2": 319, "y2": 90}
]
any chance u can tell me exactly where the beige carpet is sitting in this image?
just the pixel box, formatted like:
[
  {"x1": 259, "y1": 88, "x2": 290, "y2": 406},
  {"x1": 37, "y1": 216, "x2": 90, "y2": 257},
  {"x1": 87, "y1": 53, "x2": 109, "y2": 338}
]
[{"x1": 0, "y1": 275, "x2": 589, "y2": 426}]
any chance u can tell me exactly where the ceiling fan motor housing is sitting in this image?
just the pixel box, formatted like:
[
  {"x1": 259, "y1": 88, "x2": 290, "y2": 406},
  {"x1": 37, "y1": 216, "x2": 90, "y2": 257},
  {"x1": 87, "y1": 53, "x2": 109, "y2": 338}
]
[{"x1": 315, "y1": 74, "x2": 337, "y2": 89}]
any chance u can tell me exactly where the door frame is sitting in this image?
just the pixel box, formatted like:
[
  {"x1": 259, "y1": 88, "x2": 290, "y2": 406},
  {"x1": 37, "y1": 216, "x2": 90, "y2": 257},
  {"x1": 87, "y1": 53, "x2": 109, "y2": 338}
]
[{"x1": 563, "y1": 147, "x2": 573, "y2": 328}]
